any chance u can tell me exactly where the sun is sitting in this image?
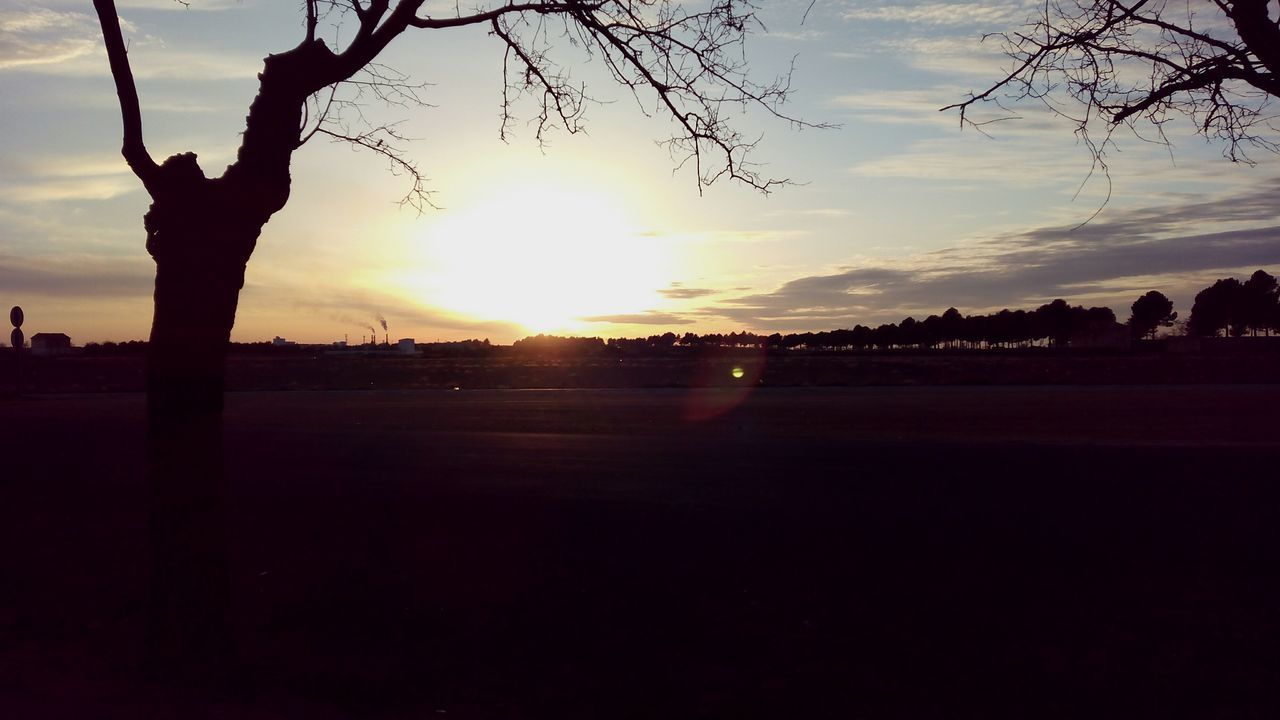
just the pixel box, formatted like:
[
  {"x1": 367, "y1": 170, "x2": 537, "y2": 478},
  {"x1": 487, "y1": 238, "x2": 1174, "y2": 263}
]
[{"x1": 414, "y1": 184, "x2": 670, "y2": 333}]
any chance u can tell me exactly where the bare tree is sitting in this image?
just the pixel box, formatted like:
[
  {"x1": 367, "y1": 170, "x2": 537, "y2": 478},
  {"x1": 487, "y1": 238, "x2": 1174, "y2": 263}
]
[
  {"x1": 944, "y1": 0, "x2": 1280, "y2": 164},
  {"x1": 89, "y1": 0, "x2": 815, "y2": 679},
  {"x1": 91, "y1": 0, "x2": 813, "y2": 421}
]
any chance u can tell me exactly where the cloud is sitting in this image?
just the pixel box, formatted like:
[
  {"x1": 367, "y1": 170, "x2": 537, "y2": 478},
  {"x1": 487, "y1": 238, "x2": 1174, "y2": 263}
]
[
  {"x1": 0, "y1": 5, "x2": 262, "y2": 79},
  {"x1": 0, "y1": 253, "x2": 153, "y2": 298},
  {"x1": 0, "y1": 7, "x2": 103, "y2": 71},
  {"x1": 0, "y1": 147, "x2": 238, "y2": 203},
  {"x1": 658, "y1": 284, "x2": 717, "y2": 299},
  {"x1": 580, "y1": 312, "x2": 695, "y2": 326},
  {"x1": 830, "y1": 86, "x2": 973, "y2": 127},
  {"x1": 0, "y1": 153, "x2": 143, "y2": 202},
  {"x1": 848, "y1": 136, "x2": 1090, "y2": 186},
  {"x1": 841, "y1": 2, "x2": 1034, "y2": 27},
  {"x1": 703, "y1": 178, "x2": 1280, "y2": 329},
  {"x1": 765, "y1": 29, "x2": 827, "y2": 42}
]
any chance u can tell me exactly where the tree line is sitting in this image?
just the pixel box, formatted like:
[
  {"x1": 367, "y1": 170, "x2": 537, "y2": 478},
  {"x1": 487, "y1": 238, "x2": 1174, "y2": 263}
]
[
  {"x1": 65, "y1": 269, "x2": 1277, "y2": 357},
  {"x1": 514, "y1": 269, "x2": 1278, "y2": 355},
  {"x1": 1186, "y1": 270, "x2": 1279, "y2": 338},
  {"x1": 604, "y1": 299, "x2": 1119, "y2": 354}
]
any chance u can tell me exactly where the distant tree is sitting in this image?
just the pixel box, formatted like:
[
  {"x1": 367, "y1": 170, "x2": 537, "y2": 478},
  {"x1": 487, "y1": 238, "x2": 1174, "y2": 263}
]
[
  {"x1": 1188, "y1": 278, "x2": 1245, "y2": 337},
  {"x1": 898, "y1": 317, "x2": 919, "y2": 349},
  {"x1": 918, "y1": 314, "x2": 942, "y2": 349},
  {"x1": 962, "y1": 313, "x2": 988, "y2": 349},
  {"x1": 1035, "y1": 299, "x2": 1074, "y2": 347},
  {"x1": 1241, "y1": 269, "x2": 1279, "y2": 336},
  {"x1": 512, "y1": 334, "x2": 608, "y2": 357},
  {"x1": 940, "y1": 307, "x2": 965, "y2": 349},
  {"x1": 985, "y1": 309, "x2": 1014, "y2": 347},
  {"x1": 850, "y1": 325, "x2": 873, "y2": 351},
  {"x1": 873, "y1": 323, "x2": 899, "y2": 350},
  {"x1": 1128, "y1": 291, "x2": 1177, "y2": 340},
  {"x1": 1083, "y1": 306, "x2": 1116, "y2": 326}
]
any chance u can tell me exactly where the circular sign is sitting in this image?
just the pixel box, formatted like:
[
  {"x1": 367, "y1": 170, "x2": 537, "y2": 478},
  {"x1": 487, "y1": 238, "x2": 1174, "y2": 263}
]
[
  {"x1": 10, "y1": 328, "x2": 23, "y2": 349},
  {"x1": 9, "y1": 306, "x2": 22, "y2": 328}
]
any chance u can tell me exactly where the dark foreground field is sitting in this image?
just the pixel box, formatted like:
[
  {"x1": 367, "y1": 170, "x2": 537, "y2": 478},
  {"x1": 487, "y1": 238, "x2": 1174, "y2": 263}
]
[{"x1": 3, "y1": 386, "x2": 1279, "y2": 718}]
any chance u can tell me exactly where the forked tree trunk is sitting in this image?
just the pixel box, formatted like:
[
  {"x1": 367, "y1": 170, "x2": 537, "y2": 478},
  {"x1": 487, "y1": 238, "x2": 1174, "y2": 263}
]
[
  {"x1": 91, "y1": 0, "x2": 340, "y2": 680},
  {"x1": 135, "y1": 37, "x2": 313, "y2": 681}
]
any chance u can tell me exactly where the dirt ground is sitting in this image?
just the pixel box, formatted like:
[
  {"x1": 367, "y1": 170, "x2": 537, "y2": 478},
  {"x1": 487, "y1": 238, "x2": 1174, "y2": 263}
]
[{"x1": 2, "y1": 386, "x2": 1278, "y2": 718}]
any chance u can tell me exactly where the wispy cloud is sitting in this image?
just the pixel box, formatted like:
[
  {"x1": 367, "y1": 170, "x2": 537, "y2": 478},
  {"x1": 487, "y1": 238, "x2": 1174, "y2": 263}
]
[
  {"x1": 658, "y1": 283, "x2": 717, "y2": 300},
  {"x1": 0, "y1": 5, "x2": 262, "y2": 79},
  {"x1": 0, "y1": 7, "x2": 104, "y2": 71},
  {"x1": 841, "y1": 1, "x2": 1033, "y2": 27},
  {"x1": 0, "y1": 253, "x2": 153, "y2": 298},
  {"x1": 0, "y1": 153, "x2": 141, "y2": 202},
  {"x1": 581, "y1": 312, "x2": 695, "y2": 326},
  {"x1": 0, "y1": 146, "x2": 238, "y2": 202}
]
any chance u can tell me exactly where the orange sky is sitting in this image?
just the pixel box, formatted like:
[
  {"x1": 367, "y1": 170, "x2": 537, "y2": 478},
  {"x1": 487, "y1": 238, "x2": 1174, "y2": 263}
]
[{"x1": 2, "y1": 1, "x2": 1278, "y2": 345}]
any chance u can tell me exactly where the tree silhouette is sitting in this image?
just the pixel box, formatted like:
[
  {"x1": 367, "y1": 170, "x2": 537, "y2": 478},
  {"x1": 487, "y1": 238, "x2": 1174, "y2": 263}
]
[
  {"x1": 1241, "y1": 269, "x2": 1279, "y2": 336},
  {"x1": 91, "y1": 0, "x2": 812, "y2": 421},
  {"x1": 947, "y1": 1, "x2": 1280, "y2": 166},
  {"x1": 89, "y1": 0, "x2": 813, "y2": 681},
  {"x1": 1188, "y1": 278, "x2": 1245, "y2": 337},
  {"x1": 939, "y1": 307, "x2": 965, "y2": 349},
  {"x1": 1035, "y1": 299, "x2": 1074, "y2": 348},
  {"x1": 1128, "y1": 290, "x2": 1177, "y2": 340}
]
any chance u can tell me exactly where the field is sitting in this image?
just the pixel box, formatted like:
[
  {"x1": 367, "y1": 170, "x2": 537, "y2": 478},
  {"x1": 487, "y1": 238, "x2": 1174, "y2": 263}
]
[
  {"x1": 3, "y1": 381, "x2": 1279, "y2": 717},
  {"x1": 4, "y1": 344, "x2": 1280, "y2": 393}
]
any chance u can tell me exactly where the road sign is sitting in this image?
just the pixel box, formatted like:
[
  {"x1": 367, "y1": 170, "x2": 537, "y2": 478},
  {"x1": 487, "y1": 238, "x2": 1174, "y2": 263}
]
[
  {"x1": 9, "y1": 306, "x2": 21, "y2": 328},
  {"x1": 10, "y1": 328, "x2": 22, "y2": 349}
]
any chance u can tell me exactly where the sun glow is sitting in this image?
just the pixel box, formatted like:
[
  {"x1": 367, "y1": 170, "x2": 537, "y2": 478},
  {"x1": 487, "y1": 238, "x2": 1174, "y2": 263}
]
[{"x1": 414, "y1": 185, "x2": 670, "y2": 333}]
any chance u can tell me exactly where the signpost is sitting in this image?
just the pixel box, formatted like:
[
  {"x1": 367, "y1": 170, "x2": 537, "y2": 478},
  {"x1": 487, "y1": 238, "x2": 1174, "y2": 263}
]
[{"x1": 9, "y1": 306, "x2": 21, "y2": 396}]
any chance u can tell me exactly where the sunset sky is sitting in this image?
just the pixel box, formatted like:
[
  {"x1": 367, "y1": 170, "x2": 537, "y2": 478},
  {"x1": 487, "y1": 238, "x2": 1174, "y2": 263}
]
[{"x1": 3, "y1": 1, "x2": 1278, "y2": 344}]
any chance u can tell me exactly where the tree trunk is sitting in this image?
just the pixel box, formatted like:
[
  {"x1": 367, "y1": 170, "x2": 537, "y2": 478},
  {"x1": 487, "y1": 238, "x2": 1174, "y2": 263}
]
[
  {"x1": 142, "y1": 173, "x2": 263, "y2": 686},
  {"x1": 135, "y1": 42, "x2": 307, "y2": 687}
]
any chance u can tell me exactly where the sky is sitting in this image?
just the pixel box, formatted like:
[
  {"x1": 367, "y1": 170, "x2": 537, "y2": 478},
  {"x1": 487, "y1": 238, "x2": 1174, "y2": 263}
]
[{"x1": 2, "y1": 0, "x2": 1278, "y2": 344}]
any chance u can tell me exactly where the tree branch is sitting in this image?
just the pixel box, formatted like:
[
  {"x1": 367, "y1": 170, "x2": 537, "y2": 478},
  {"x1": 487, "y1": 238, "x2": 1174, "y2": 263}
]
[
  {"x1": 306, "y1": 0, "x2": 319, "y2": 43},
  {"x1": 315, "y1": 124, "x2": 435, "y2": 211},
  {"x1": 296, "y1": 2, "x2": 820, "y2": 198},
  {"x1": 946, "y1": 0, "x2": 1280, "y2": 164},
  {"x1": 91, "y1": 0, "x2": 160, "y2": 193}
]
